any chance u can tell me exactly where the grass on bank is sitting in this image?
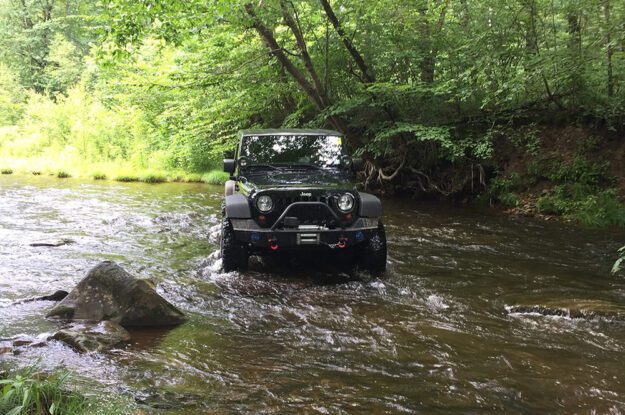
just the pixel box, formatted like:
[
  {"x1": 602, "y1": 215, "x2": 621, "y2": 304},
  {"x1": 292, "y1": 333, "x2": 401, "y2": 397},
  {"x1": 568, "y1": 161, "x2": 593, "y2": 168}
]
[
  {"x1": 0, "y1": 366, "x2": 137, "y2": 415},
  {"x1": 0, "y1": 158, "x2": 230, "y2": 185},
  {"x1": 0, "y1": 366, "x2": 85, "y2": 415}
]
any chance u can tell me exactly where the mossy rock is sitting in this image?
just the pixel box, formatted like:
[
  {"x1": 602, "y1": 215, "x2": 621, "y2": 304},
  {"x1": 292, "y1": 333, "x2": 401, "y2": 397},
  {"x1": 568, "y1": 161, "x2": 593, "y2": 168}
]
[{"x1": 47, "y1": 261, "x2": 187, "y2": 327}]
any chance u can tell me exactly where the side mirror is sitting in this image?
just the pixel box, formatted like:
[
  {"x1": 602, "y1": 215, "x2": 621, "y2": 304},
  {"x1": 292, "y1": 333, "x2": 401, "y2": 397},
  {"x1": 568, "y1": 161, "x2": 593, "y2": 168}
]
[
  {"x1": 223, "y1": 158, "x2": 236, "y2": 174},
  {"x1": 351, "y1": 158, "x2": 364, "y2": 172}
]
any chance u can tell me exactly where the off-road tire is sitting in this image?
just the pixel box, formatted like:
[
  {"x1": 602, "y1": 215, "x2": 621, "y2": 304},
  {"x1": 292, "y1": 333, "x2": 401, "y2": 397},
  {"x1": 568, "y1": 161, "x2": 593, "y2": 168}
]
[
  {"x1": 358, "y1": 221, "x2": 387, "y2": 274},
  {"x1": 221, "y1": 213, "x2": 248, "y2": 272}
]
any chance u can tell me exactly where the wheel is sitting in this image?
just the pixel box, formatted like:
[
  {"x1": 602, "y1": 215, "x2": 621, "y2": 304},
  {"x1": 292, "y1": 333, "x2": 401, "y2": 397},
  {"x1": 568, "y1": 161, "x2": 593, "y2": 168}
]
[
  {"x1": 221, "y1": 214, "x2": 248, "y2": 272},
  {"x1": 358, "y1": 221, "x2": 387, "y2": 274}
]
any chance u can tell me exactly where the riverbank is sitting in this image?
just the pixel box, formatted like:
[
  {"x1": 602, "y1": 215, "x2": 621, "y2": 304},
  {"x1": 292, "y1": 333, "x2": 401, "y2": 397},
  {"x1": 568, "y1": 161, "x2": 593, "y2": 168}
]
[{"x1": 0, "y1": 159, "x2": 229, "y2": 185}]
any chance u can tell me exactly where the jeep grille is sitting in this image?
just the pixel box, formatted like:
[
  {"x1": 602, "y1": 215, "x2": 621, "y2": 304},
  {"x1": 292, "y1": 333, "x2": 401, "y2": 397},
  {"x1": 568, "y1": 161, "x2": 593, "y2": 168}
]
[{"x1": 254, "y1": 192, "x2": 351, "y2": 229}]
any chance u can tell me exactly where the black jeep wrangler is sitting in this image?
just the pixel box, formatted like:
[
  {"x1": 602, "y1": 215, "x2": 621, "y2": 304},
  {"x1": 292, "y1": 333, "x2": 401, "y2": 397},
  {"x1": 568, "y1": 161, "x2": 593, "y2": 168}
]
[{"x1": 221, "y1": 129, "x2": 387, "y2": 273}]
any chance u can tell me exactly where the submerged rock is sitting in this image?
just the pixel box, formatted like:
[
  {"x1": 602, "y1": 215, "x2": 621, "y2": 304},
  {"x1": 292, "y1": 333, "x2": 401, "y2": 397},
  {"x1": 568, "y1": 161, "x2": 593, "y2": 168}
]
[
  {"x1": 29, "y1": 238, "x2": 75, "y2": 247},
  {"x1": 46, "y1": 261, "x2": 186, "y2": 327},
  {"x1": 12, "y1": 290, "x2": 68, "y2": 305},
  {"x1": 506, "y1": 299, "x2": 625, "y2": 322},
  {"x1": 51, "y1": 321, "x2": 131, "y2": 353}
]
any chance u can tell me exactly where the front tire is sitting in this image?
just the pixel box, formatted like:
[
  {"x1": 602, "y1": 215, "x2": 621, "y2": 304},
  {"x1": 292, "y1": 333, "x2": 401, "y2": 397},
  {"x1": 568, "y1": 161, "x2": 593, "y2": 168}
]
[
  {"x1": 358, "y1": 221, "x2": 387, "y2": 274},
  {"x1": 221, "y1": 216, "x2": 248, "y2": 272}
]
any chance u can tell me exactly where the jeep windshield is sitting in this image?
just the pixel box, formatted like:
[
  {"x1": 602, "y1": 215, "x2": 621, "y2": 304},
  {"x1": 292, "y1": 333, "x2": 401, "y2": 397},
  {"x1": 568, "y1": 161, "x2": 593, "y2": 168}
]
[{"x1": 240, "y1": 134, "x2": 343, "y2": 170}]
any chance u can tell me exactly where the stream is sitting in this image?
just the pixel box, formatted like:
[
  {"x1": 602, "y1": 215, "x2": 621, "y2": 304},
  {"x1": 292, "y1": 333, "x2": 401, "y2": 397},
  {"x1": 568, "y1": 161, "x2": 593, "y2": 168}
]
[{"x1": 1, "y1": 175, "x2": 624, "y2": 413}]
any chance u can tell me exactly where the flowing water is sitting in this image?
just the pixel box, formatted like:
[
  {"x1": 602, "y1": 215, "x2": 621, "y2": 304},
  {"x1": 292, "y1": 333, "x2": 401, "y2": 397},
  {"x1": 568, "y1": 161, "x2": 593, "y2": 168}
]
[{"x1": 1, "y1": 175, "x2": 625, "y2": 414}]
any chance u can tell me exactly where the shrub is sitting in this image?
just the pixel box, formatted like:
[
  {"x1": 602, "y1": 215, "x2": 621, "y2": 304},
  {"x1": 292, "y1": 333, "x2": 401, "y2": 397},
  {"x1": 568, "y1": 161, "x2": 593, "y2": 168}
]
[
  {"x1": 92, "y1": 172, "x2": 106, "y2": 180},
  {"x1": 1, "y1": 168, "x2": 13, "y2": 174},
  {"x1": 31, "y1": 170, "x2": 42, "y2": 175},
  {"x1": 569, "y1": 190, "x2": 625, "y2": 227},
  {"x1": 56, "y1": 170, "x2": 71, "y2": 178},
  {"x1": 536, "y1": 185, "x2": 625, "y2": 227},
  {"x1": 536, "y1": 195, "x2": 564, "y2": 215},
  {"x1": 485, "y1": 174, "x2": 521, "y2": 207},
  {"x1": 547, "y1": 156, "x2": 613, "y2": 187}
]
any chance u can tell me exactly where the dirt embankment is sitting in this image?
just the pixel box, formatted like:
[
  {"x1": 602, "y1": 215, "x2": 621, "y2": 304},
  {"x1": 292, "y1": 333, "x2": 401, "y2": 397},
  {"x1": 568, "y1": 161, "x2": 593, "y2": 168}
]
[{"x1": 491, "y1": 124, "x2": 625, "y2": 220}]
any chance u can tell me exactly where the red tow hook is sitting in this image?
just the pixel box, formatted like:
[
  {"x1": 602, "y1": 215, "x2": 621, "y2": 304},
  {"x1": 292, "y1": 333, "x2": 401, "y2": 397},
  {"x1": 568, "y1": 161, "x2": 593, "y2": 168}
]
[
  {"x1": 337, "y1": 237, "x2": 348, "y2": 249},
  {"x1": 269, "y1": 238, "x2": 279, "y2": 251}
]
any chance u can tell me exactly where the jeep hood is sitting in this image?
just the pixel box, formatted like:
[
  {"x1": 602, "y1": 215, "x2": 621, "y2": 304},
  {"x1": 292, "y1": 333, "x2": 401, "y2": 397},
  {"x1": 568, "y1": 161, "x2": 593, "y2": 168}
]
[{"x1": 243, "y1": 170, "x2": 352, "y2": 189}]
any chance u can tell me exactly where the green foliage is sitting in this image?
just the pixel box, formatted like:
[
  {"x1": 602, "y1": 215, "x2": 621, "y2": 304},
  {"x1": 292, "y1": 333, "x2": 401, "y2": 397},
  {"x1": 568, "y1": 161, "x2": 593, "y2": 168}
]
[
  {"x1": 536, "y1": 195, "x2": 566, "y2": 215},
  {"x1": 547, "y1": 157, "x2": 613, "y2": 187},
  {"x1": 0, "y1": 64, "x2": 25, "y2": 125},
  {"x1": 485, "y1": 174, "x2": 521, "y2": 208},
  {"x1": 56, "y1": 170, "x2": 71, "y2": 178},
  {"x1": 201, "y1": 170, "x2": 229, "y2": 185},
  {"x1": 506, "y1": 124, "x2": 542, "y2": 156},
  {"x1": 113, "y1": 173, "x2": 139, "y2": 182},
  {"x1": 536, "y1": 185, "x2": 625, "y2": 227},
  {"x1": 1, "y1": 167, "x2": 12, "y2": 174},
  {"x1": 92, "y1": 172, "x2": 106, "y2": 180},
  {"x1": 0, "y1": 366, "x2": 85, "y2": 415},
  {"x1": 139, "y1": 172, "x2": 167, "y2": 183}
]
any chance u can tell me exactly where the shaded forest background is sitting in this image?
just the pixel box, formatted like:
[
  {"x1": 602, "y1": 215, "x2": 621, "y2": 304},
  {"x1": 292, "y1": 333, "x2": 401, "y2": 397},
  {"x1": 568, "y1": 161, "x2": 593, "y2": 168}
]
[{"x1": 0, "y1": 0, "x2": 624, "y2": 224}]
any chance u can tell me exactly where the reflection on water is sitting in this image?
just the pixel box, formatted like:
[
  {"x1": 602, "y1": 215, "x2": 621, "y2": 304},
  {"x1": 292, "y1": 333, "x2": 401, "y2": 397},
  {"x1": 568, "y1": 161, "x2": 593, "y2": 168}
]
[{"x1": 1, "y1": 175, "x2": 625, "y2": 413}]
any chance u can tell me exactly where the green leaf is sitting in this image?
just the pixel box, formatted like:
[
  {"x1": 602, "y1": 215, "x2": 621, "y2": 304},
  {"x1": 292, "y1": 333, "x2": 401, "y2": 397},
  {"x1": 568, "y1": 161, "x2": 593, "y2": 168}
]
[{"x1": 6, "y1": 405, "x2": 24, "y2": 415}]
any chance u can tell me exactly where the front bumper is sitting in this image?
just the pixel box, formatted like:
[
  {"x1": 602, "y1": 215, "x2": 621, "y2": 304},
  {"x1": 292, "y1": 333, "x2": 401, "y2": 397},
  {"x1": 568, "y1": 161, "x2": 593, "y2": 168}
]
[{"x1": 230, "y1": 217, "x2": 379, "y2": 252}]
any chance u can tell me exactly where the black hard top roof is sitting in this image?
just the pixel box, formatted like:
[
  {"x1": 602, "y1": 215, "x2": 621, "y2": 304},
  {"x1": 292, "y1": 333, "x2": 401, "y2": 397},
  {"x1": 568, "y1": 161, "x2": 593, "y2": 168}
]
[{"x1": 239, "y1": 128, "x2": 342, "y2": 137}]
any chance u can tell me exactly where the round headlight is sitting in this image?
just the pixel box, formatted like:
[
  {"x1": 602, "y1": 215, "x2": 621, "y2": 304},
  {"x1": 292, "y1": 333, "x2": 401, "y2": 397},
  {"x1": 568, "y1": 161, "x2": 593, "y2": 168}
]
[
  {"x1": 337, "y1": 193, "x2": 354, "y2": 212},
  {"x1": 257, "y1": 195, "x2": 273, "y2": 212}
]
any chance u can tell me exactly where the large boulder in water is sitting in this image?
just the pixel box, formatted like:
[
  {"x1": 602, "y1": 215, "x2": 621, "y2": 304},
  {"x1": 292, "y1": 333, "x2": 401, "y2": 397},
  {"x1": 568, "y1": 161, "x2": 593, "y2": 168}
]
[{"x1": 47, "y1": 261, "x2": 186, "y2": 327}]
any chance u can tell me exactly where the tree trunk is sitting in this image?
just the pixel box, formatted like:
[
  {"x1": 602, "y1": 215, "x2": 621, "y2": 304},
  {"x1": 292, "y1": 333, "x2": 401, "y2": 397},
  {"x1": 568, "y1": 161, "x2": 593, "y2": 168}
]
[
  {"x1": 318, "y1": 0, "x2": 375, "y2": 83},
  {"x1": 244, "y1": 3, "x2": 324, "y2": 110},
  {"x1": 279, "y1": 0, "x2": 327, "y2": 105},
  {"x1": 244, "y1": 3, "x2": 346, "y2": 133}
]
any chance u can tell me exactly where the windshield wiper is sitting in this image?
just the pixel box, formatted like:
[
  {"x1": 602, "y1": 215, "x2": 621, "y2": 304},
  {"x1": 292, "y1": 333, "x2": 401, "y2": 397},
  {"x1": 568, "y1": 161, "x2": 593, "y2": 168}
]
[
  {"x1": 274, "y1": 163, "x2": 322, "y2": 171},
  {"x1": 244, "y1": 164, "x2": 279, "y2": 171}
]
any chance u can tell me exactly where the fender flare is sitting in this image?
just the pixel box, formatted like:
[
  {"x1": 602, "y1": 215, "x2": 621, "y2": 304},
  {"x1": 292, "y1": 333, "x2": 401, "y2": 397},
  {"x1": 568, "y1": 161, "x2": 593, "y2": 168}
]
[
  {"x1": 225, "y1": 194, "x2": 252, "y2": 218},
  {"x1": 358, "y1": 192, "x2": 382, "y2": 218},
  {"x1": 224, "y1": 180, "x2": 235, "y2": 196}
]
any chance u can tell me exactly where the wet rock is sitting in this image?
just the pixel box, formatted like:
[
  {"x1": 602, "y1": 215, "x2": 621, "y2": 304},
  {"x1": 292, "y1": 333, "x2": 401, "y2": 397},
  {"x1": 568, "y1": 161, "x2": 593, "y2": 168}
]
[
  {"x1": 51, "y1": 321, "x2": 131, "y2": 353},
  {"x1": 39, "y1": 290, "x2": 69, "y2": 301},
  {"x1": 13, "y1": 290, "x2": 68, "y2": 305},
  {"x1": 29, "y1": 238, "x2": 75, "y2": 247},
  {"x1": 506, "y1": 299, "x2": 625, "y2": 321},
  {"x1": 12, "y1": 338, "x2": 33, "y2": 347},
  {"x1": 46, "y1": 261, "x2": 186, "y2": 327},
  {"x1": 134, "y1": 388, "x2": 202, "y2": 410}
]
